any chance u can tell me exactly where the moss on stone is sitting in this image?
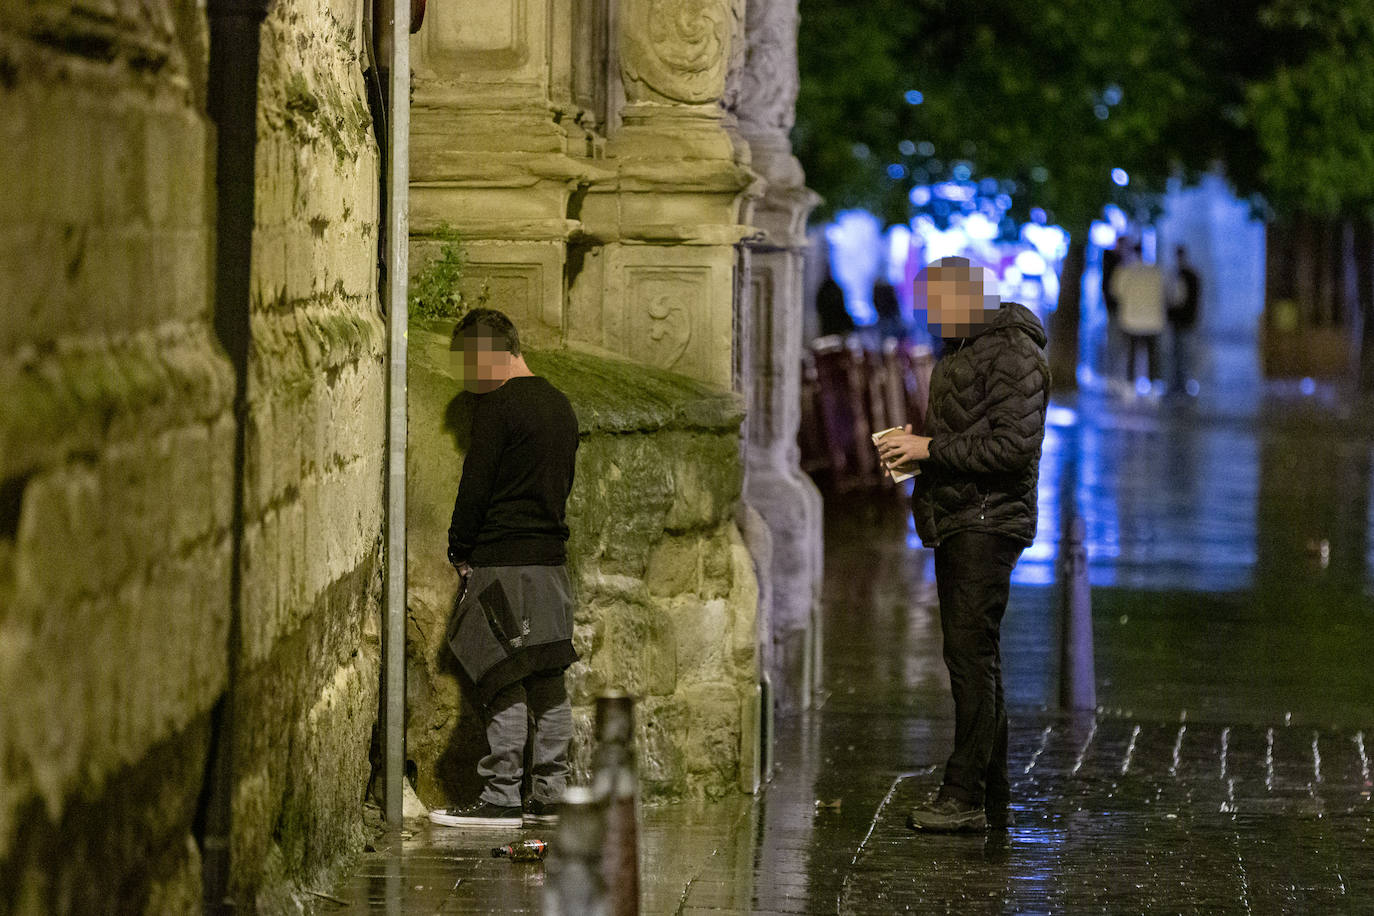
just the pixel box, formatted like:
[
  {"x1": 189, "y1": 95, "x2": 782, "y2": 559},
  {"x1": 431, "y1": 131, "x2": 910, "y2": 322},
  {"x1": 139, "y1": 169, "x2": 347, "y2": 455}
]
[{"x1": 525, "y1": 347, "x2": 744, "y2": 435}]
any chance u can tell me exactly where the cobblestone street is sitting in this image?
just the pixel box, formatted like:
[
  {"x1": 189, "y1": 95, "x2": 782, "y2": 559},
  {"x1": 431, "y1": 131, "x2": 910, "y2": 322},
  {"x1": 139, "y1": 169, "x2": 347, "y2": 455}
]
[{"x1": 322, "y1": 378, "x2": 1374, "y2": 914}]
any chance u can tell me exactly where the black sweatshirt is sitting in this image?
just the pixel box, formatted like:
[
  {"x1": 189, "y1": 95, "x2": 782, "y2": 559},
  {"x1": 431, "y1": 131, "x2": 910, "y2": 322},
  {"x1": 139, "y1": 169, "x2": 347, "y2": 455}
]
[{"x1": 447, "y1": 376, "x2": 580, "y2": 567}]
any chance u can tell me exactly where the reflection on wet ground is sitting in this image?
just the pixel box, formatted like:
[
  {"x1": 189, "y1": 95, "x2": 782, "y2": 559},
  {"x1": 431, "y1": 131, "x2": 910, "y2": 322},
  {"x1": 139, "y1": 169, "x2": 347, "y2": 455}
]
[{"x1": 323, "y1": 382, "x2": 1374, "y2": 913}]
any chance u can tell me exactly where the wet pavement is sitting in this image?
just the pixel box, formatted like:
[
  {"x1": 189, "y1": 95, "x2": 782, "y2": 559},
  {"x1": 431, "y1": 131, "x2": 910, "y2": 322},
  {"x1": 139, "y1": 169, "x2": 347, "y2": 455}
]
[{"x1": 320, "y1": 368, "x2": 1374, "y2": 914}]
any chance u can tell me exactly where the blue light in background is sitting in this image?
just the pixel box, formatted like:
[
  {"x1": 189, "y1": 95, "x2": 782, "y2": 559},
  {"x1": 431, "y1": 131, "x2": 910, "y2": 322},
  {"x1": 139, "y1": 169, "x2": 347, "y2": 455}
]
[
  {"x1": 1112, "y1": 168, "x2": 1130, "y2": 187},
  {"x1": 886, "y1": 163, "x2": 907, "y2": 180},
  {"x1": 904, "y1": 89, "x2": 924, "y2": 105}
]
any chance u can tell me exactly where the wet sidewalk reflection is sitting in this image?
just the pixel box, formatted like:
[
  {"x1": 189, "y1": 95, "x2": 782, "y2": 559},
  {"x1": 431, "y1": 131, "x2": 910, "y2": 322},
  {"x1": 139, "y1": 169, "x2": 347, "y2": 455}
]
[{"x1": 322, "y1": 387, "x2": 1374, "y2": 913}]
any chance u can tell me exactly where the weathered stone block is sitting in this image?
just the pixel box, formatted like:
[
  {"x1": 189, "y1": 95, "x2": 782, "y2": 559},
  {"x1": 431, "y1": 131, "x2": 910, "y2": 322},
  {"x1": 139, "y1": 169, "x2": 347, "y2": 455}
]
[
  {"x1": 662, "y1": 432, "x2": 744, "y2": 532},
  {"x1": 667, "y1": 596, "x2": 730, "y2": 685},
  {"x1": 645, "y1": 535, "x2": 700, "y2": 597},
  {"x1": 702, "y1": 526, "x2": 734, "y2": 598},
  {"x1": 678, "y1": 683, "x2": 742, "y2": 791},
  {"x1": 594, "y1": 600, "x2": 677, "y2": 698}
]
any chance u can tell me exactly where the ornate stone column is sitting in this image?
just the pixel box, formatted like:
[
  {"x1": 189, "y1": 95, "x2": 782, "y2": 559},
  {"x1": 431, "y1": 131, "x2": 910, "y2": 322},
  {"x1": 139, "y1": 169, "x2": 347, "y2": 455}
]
[
  {"x1": 734, "y1": 0, "x2": 824, "y2": 712},
  {"x1": 409, "y1": 0, "x2": 611, "y2": 346},
  {"x1": 573, "y1": 0, "x2": 759, "y2": 390}
]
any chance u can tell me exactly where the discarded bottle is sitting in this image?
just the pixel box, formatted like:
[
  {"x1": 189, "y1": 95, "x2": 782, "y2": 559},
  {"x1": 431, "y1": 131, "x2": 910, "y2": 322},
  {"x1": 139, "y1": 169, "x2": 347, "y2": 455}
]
[{"x1": 492, "y1": 839, "x2": 549, "y2": 862}]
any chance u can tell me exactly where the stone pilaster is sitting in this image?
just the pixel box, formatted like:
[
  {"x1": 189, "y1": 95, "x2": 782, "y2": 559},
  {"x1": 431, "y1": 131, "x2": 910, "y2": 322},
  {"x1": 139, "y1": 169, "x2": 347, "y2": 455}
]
[
  {"x1": 734, "y1": 0, "x2": 824, "y2": 712},
  {"x1": 573, "y1": 0, "x2": 760, "y2": 391},
  {"x1": 409, "y1": 0, "x2": 610, "y2": 346}
]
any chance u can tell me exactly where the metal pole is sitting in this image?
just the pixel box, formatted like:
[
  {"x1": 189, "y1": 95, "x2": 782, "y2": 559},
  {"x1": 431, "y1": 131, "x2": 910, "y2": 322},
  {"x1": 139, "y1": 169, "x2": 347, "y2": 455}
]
[
  {"x1": 545, "y1": 787, "x2": 609, "y2": 916},
  {"x1": 382, "y1": 0, "x2": 410, "y2": 826},
  {"x1": 202, "y1": 0, "x2": 269, "y2": 907},
  {"x1": 594, "y1": 694, "x2": 640, "y2": 916},
  {"x1": 1058, "y1": 514, "x2": 1096, "y2": 710}
]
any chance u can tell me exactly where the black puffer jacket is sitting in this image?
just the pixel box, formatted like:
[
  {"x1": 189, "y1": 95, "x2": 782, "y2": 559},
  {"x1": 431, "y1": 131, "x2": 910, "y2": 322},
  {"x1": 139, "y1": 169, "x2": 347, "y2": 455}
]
[{"x1": 911, "y1": 303, "x2": 1050, "y2": 547}]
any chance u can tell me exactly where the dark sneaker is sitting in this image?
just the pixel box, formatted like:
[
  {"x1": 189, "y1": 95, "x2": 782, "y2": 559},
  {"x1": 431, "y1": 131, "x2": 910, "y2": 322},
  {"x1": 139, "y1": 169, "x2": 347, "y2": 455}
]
[
  {"x1": 428, "y1": 801, "x2": 522, "y2": 828},
  {"x1": 524, "y1": 798, "x2": 560, "y2": 827},
  {"x1": 906, "y1": 797, "x2": 988, "y2": 833}
]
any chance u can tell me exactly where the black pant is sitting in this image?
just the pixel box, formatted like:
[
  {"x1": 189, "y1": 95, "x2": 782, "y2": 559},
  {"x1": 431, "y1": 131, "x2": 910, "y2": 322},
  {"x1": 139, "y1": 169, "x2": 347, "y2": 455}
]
[
  {"x1": 1125, "y1": 333, "x2": 1161, "y2": 383},
  {"x1": 933, "y1": 531, "x2": 1023, "y2": 808}
]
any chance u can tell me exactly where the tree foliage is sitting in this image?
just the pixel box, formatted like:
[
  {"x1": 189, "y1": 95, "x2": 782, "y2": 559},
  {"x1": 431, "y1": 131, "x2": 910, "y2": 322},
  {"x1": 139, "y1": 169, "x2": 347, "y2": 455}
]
[
  {"x1": 1247, "y1": 0, "x2": 1374, "y2": 216},
  {"x1": 794, "y1": 0, "x2": 1285, "y2": 231}
]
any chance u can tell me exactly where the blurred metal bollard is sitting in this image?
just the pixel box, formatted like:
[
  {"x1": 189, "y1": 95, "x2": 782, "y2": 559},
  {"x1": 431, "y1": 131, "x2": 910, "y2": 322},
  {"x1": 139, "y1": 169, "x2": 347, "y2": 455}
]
[
  {"x1": 1058, "y1": 515, "x2": 1097, "y2": 710},
  {"x1": 544, "y1": 786, "x2": 608, "y2": 916},
  {"x1": 593, "y1": 693, "x2": 640, "y2": 916}
]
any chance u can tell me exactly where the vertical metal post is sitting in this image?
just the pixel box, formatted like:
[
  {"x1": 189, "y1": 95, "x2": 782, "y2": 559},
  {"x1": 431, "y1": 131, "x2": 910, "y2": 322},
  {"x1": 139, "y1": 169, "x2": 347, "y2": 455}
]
[
  {"x1": 382, "y1": 0, "x2": 410, "y2": 826},
  {"x1": 594, "y1": 694, "x2": 640, "y2": 916},
  {"x1": 545, "y1": 787, "x2": 610, "y2": 916},
  {"x1": 1058, "y1": 515, "x2": 1096, "y2": 710}
]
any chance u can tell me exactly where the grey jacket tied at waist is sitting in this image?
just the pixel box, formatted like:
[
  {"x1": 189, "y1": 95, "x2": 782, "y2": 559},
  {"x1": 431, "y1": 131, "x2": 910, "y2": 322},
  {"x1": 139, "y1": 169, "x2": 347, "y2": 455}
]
[
  {"x1": 447, "y1": 564, "x2": 577, "y2": 706},
  {"x1": 912, "y1": 303, "x2": 1051, "y2": 548}
]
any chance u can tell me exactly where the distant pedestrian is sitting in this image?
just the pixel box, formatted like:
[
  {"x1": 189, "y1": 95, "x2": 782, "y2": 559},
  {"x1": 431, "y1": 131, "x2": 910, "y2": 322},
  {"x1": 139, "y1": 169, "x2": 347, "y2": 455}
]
[
  {"x1": 1168, "y1": 245, "x2": 1201, "y2": 395},
  {"x1": 1100, "y1": 241, "x2": 1124, "y2": 382},
  {"x1": 431, "y1": 308, "x2": 580, "y2": 830},
  {"x1": 873, "y1": 278, "x2": 905, "y2": 340},
  {"x1": 876, "y1": 257, "x2": 1050, "y2": 833},
  {"x1": 816, "y1": 269, "x2": 854, "y2": 338},
  {"x1": 1110, "y1": 242, "x2": 1165, "y2": 390}
]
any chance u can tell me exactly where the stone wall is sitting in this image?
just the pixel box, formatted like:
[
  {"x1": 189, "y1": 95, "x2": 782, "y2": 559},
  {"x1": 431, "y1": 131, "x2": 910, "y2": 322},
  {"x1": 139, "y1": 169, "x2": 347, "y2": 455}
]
[
  {"x1": 0, "y1": 0, "x2": 231, "y2": 910},
  {"x1": 0, "y1": 0, "x2": 386, "y2": 910},
  {"x1": 234, "y1": 0, "x2": 385, "y2": 905},
  {"x1": 405, "y1": 321, "x2": 761, "y2": 804}
]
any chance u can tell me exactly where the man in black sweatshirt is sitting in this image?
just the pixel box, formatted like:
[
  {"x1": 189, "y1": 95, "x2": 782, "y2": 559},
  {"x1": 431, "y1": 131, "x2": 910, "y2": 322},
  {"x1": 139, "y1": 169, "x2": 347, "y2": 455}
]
[{"x1": 429, "y1": 309, "x2": 580, "y2": 829}]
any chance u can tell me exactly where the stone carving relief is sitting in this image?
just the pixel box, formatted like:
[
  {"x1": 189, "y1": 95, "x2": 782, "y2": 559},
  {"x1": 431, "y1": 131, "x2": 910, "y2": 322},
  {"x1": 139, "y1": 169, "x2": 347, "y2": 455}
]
[
  {"x1": 620, "y1": 0, "x2": 734, "y2": 105},
  {"x1": 738, "y1": 0, "x2": 800, "y2": 131},
  {"x1": 630, "y1": 270, "x2": 697, "y2": 369}
]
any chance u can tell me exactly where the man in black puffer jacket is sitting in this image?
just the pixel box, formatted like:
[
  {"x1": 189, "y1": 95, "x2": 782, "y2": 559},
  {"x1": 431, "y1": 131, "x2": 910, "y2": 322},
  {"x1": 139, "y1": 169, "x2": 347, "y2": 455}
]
[{"x1": 877, "y1": 256, "x2": 1050, "y2": 833}]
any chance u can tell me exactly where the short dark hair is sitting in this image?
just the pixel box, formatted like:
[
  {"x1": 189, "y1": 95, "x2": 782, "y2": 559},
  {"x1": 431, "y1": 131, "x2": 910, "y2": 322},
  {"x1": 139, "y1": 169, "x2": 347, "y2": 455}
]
[{"x1": 451, "y1": 308, "x2": 521, "y2": 356}]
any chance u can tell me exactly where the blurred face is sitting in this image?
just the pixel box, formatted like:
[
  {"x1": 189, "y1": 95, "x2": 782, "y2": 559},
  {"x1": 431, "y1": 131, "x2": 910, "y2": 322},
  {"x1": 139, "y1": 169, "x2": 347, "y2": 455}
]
[
  {"x1": 449, "y1": 328, "x2": 514, "y2": 393},
  {"x1": 916, "y1": 263, "x2": 1001, "y2": 337}
]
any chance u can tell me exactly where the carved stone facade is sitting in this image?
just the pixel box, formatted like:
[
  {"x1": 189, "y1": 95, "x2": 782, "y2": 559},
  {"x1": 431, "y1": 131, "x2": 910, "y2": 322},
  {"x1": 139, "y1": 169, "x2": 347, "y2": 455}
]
[
  {"x1": 407, "y1": 0, "x2": 817, "y2": 799},
  {"x1": 734, "y1": 0, "x2": 824, "y2": 712}
]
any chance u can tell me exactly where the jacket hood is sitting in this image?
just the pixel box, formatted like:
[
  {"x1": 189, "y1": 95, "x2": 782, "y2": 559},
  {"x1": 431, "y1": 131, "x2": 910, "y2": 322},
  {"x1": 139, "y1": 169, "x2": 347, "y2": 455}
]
[
  {"x1": 943, "y1": 302, "x2": 1045, "y2": 347},
  {"x1": 990, "y1": 302, "x2": 1047, "y2": 348}
]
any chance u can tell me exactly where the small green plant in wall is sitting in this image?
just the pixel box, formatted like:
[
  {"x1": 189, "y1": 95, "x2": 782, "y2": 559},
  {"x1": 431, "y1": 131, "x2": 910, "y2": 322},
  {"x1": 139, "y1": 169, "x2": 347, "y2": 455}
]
[{"x1": 408, "y1": 226, "x2": 490, "y2": 320}]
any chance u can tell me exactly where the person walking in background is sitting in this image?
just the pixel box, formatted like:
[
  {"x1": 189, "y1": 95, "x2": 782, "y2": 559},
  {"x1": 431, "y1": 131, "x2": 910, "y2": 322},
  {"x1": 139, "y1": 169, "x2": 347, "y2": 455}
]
[
  {"x1": 431, "y1": 308, "x2": 581, "y2": 829},
  {"x1": 873, "y1": 277, "x2": 906, "y2": 341},
  {"x1": 1168, "y1": 245, "x2": 1202, "y2": 396},
  {"x1": 1100, "y1": 240, "x2": 1125, "y2": 385},
  {"x1": 816, "y1": 267, "x2": 854, "y2": 338},
  {"x1": 875, "y1": 257, "x2": 1050, "y2": 833},
  {"x1": 1110, "y1": 241, "x2": 1166, "y2": 393}
]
